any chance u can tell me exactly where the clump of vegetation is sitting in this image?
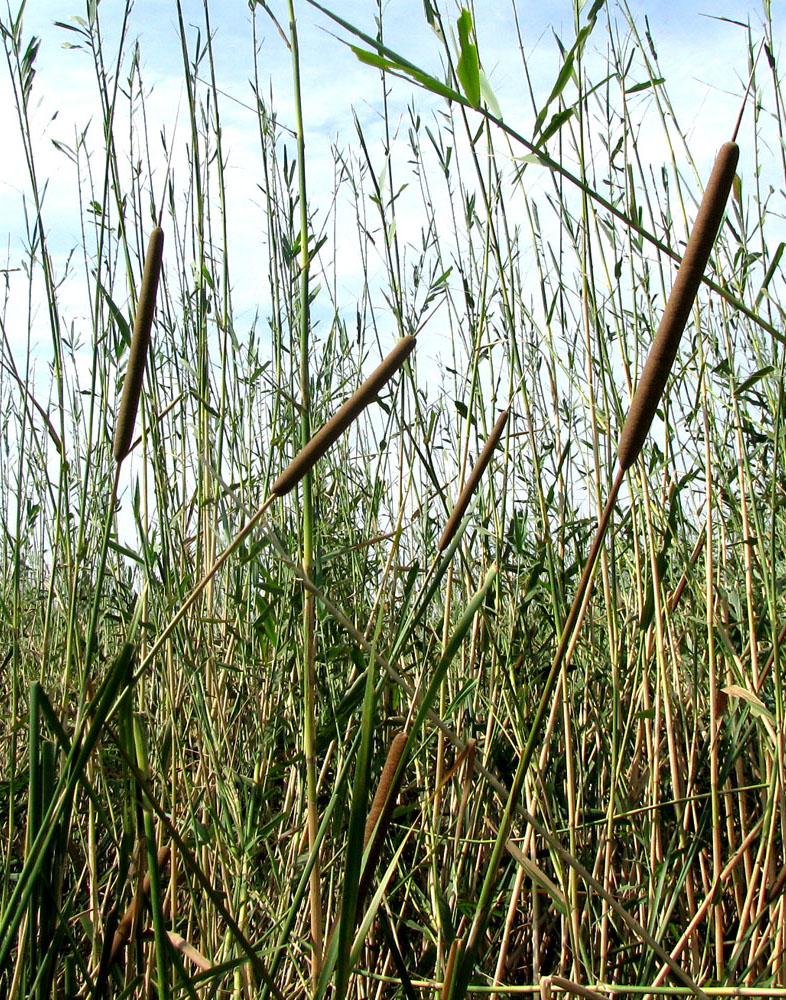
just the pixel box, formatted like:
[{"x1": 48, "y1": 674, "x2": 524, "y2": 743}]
[{"x1": 1, "y1": 1, "x2": 785, "y2": 998}]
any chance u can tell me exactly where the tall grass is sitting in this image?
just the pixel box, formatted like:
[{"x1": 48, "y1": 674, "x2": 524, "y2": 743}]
[{"x1": 1, "y1": 1, "x2": 786, "y2": 998}]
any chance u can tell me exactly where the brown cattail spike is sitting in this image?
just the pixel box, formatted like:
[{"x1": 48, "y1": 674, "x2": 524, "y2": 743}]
[
  {"x1": 272, "y1": 335, "x2": 416, "y2": 496},
  {"x1": 363, "y1": 731, "x2": 407, "y2": 850},
  {"x1": 113, "y1": 227, "x2": 164, "y2": 463},
  {"x1": 617, "y1": 141, "x2": 739, "y2": 471},
  {"x1": 439, "y1": 407, "x2": 510, "y2": 552},
  {"x1": 357, "y1": 731, "x2": 408, "y2": 909}
]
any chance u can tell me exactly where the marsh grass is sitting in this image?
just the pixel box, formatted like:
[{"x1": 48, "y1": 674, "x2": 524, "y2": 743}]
[{"x1": 1, "y1": 1, "x2": 786, "y2": 999}]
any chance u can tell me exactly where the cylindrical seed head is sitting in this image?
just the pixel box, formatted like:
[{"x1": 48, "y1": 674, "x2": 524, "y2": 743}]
[
  {"x1": 357, "y1": 731, "x2": 408, "y2": 910},
  {"x1": 617, "y1": 141, "x2": 739, "y2": 471},
  {"x1": 272, "y1": 335, "x2": 416, "y2": 496},
  {"x1": 363, "y1": 731, "x2": 408, "y2": 851},
  {"x1": 438, "y1": 407, "x2": 510, "y2": 552},
  {"x1": 113, "y1": 227, "x2": 164, "y2": 463}
]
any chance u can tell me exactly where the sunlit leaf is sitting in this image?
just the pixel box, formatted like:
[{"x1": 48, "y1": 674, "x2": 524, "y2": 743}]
[
  {"x1": 350, "y1": 45, "x2": 461, "y2": 103},
  {"x1": 455, "y1": 9, "x2": 480, "y2": 107}
]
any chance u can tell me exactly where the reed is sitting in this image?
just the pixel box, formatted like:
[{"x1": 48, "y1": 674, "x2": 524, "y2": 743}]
[
  {"x1": 451, "y1": 136, "x2": 740, "y2": 1000},
  {"x1": 438, "y1": 407, "x2": 509, "y2": 551},
  {"x1": 271, "y1": 334, "x2": 416, "y2": 496},
  {"x1": 109, "y1": 845, "x2": 171, "y2": 968},
  {"x1": 132, "y1": 718, "x2": 169, "y2": 999},
  {"x1": 113, "y1": 227, "x2": 164, "y2": 464},
  {"x1": 322, "y1": 728, "x2": 409, "y2": 1000},
  {"x1": 617, "y1": 142, "x2": 739, "y2": 470},
  {"x1": 287, "y1": 2, "x2": 323, "y2": 985}
]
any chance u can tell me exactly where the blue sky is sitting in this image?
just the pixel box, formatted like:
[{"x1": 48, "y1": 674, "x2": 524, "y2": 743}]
[
  {"x1": 0, "y1": 0, "x2": 776, "y2": 359},
  {"x1": 0, "y1": 0, "x2": 776, "y2": 543}
]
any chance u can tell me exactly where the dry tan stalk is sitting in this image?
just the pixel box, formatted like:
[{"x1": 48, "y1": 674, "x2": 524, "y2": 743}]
[
  {"x1": 503, "y1": 834, "x2": 568, "y2": 910},
  {"x1": 272, "y1": 335, "x2": 416, "y2": 496},
  {"x1": 452, "y1": 738, "x2": 476, "y2": 859},
  {"x1": 166, "y1": 931, "x2": 212, "y2": 971},
  {"x1": 617, "y1": 142, "x2": 739, "y2": 470},
  {"x1": 438, "y1": 407, "x2": 510, "y2": 551},
  {"x1": 766, "y1": 860, "x2": 786, "y2": 907},
  {"x1": 490, "y1": 862, "x2": 528, "y2": 1000},
  {"x1": 668, "y1": 527, "x2": 707, "y2": 612},
  {"x1": 514, "y1": 987, "x2": 786, "y2": 997},
  {"x1": 440, "y1": 937, "x2": 462, "y2": 1000},
  {"x1": 261, "y1": 522, "x2": 708, "y2": 998},
  {"x1": 652, "y1": 814, "x2": 765, "y2": 986},
  {"x1": 640, "y1": 471, "x2": 701, "y2": 943},
  {"x1": 748, "y1": 810, "x2": 781, "y2": 973},
  {"x1": 755, "y1": 618, "x2": 786, "y2": 693},
  {"x1": 318, "y1": 731, "x2": 408, "y2": 961},
  {"x1": 546, "y1": 977, "x2": 609, "y2": 1000},
  {"x1": 109, "y1": 844, "x2": 171, "y2": 967},
  {"x1": 113, "y1": 227, "x2": 164, "y2": 463}
]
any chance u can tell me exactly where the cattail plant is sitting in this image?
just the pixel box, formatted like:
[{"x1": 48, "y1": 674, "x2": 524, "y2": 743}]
[
  {"x1": 328, "y1": 729, "x2": 409, "y2": 1000},
  {"x1": 77, "y1": 227, "x2": 164, "y2": 697},
  {"x1": 113, "y1": 227, "x2": 164, "y2": 464},
  {"x1": 617, "y1": 141, "x2": 739, "y2": 470},
  {"x1": 272, "y1": 335, "x2": 416, "y2": 496},
  {"x1": 138, "y1": 335, "x2": 417, "y2": 693},
  {"x1": 439, "y1": 407, "x2": 509, "y2": 552},
  {"x1": 453, "y1": 140, "x2": 740, "y2": 1000},
  {"x1": 362, "y1": 731, "x2": 408, "y2": 849},
  {"x1": 358, "y1": 730, "x2": 408, "y2": 908}
]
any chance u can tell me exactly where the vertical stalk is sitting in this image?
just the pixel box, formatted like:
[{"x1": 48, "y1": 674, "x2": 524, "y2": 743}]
[
  {"x1": 699, "y1": 336, "x2": 724, "y2": 979},
  {"x1": 26, "y1": 684, "x2": 41, "y2": 994},
  {"x1": 431, "y1": 562, "x2": 454, "y2": 976},
  {"x1": 79, "y1": 465, "x2": 121, "y2": 705},
  {"x1": 288, "y1": 0, "x2": 322, "y2": 986},
  {"x1": 133, "y1": 719, "x2": 169, "y2": 1000}
]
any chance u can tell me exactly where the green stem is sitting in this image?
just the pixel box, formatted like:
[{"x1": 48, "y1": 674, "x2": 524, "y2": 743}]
[
  {"x1": 452, "y1": 468, "x2": 625, "y2": 998},
  {"x1": 133, "y1": 717, "x2": 170, "y2": 1000},
  {"x1": 288, "y1": 0, "x2": 322, "y2": 987},
  {"x1": 79, "y1": 463, "x2": 121, "y2": 706}
]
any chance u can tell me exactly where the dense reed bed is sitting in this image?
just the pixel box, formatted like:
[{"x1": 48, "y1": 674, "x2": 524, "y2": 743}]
[{"x1": 1, "y1": 1, "x2": 786, "y2": 998}]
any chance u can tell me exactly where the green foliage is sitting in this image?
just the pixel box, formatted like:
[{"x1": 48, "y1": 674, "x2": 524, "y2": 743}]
[
  {"x1": 455, "y1": 10, "x2": 480, "y2": 108},
  {"x1": 1, "y1": 1, "x2": 784, "y2": 998}
]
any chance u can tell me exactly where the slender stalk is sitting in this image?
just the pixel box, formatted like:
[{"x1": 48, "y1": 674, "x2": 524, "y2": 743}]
[
  {"x1": 287, "y1": 0, "x2": 322, "y2": 986},
  {"x1": 454, "y1": 468, "x2": 625, "y2": 997},
  {"x1": 132, "y1": 719, "x2": 169, "y2": 1000}
]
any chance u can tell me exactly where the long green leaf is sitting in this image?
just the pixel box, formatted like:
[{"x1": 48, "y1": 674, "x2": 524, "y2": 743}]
[
  {"x1": 406, "y1": 563, "x2": 497, "y2": 751},
  {"x1": 455, "y1": 10, "x2": 480, "y2": 107},
  {"x1": 351, "y1": 45, "x2": 461, "y2": 103},
  {"x1": 334, "y1": 637, "x2": 379, "y2": 1000},
  {"x1": 0, "y1": 644, "x2": 135, "y2": 974}
]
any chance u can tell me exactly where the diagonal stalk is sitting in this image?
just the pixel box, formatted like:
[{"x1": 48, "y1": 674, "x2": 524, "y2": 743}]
[{"x1": 451, "y1": 467, "x2": 625, "y2": 997}]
